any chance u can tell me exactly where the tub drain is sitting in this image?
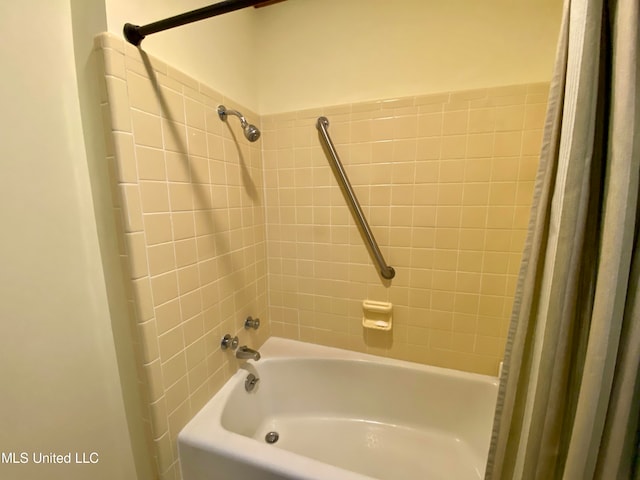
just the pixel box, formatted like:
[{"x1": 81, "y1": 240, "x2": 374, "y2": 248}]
[{"x1": 265, "y1": 431, "x2": 279, "y2": 444}]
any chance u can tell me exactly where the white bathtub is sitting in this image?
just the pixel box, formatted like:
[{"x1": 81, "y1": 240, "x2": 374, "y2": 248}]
[{"x1": 178, "y1": 337, "x2": 498, "y2": 480}]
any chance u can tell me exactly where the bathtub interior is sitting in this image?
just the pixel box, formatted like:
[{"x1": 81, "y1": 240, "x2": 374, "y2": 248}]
[{"x1": 213, "y1": 338, "x2": 499, "y2": 480}]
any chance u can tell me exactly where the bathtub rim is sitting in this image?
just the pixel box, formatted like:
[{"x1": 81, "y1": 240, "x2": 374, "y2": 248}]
[{"x1": 259, "y1": 337, "x2": 499, "y2": 383}]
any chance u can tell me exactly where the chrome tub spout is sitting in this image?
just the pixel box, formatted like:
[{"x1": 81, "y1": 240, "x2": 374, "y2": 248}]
[{"x1": 236, "y1": 345, "x2": 260, "y2": 361}]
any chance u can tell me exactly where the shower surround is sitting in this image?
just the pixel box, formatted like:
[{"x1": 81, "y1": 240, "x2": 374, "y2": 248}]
[{"x1": 95, "y1": 32, "x2": 546, "y2": 480}]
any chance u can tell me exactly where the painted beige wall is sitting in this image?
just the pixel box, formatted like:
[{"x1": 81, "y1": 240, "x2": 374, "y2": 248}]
[
  {"x1": 0, "y1": 2, "x2": 139, "y2": 480},
  {"x1": 102, "y1": 0, "x2": 562, "y2": 115},
  {"x1": 255, "y1": 0, "x2": 562, "y2": 113}
]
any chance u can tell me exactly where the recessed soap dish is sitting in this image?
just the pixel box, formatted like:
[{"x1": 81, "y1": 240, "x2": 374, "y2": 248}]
[{"x1": 362, "y1": 300, "x2": 393, "y2": 331}]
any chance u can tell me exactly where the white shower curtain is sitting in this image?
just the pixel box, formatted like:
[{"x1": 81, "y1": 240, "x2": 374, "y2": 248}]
[{"x1": 484, "y1": 0, "x2": 639, "y2": 478}]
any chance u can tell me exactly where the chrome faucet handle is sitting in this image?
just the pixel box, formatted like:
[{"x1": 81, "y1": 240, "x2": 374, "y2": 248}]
[
  {"x1": 244, "y1": 316, "x2": 260, "y2": 330},
  {"x1": 245, "y1": 373, "x2": 259, "y2": 392},
  {"x1": 221, "y1": 334, "x2": 239, "y2": 350}
]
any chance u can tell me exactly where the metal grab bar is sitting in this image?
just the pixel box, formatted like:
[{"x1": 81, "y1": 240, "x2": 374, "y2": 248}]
[{"x1": 316, "y1": 117, "x2": 395, "y2": 280}]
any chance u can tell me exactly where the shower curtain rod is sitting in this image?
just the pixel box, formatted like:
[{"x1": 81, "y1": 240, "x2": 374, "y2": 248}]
[{"x1": 124, "y1": 0, "x2": 267, "y2": 46}]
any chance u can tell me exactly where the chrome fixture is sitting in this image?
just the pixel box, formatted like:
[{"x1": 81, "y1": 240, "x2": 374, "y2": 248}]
[
  {"x1": 245, "y1": 373, "x2": 259, "y2": 392},
  {"x1": 218, "y1": 105, "x2": 261, "y2": 142},
  {"x1": 244, "y1": 316, "x2": 260, "y2": 330},
  {"x1": 221, "y1": 334, "x2": 239, "y2": 350},
  {"x1": 265, "y1": 431, "x2": 279, "y2": 444},
  {"x1": 236, "y1": 345, "x2": 260, "y2": 361},
  {"x1": 316, "y1": 116, "x2": 395, "y2": 280}
]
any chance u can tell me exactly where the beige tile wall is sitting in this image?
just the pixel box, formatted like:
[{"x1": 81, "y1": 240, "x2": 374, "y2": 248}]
[
  {"x1": 263, "y1": 83, "x2": 547, "y2": 376},
  {"x1": 95, "y1": 33, "x2": 268, "y2": 480}
]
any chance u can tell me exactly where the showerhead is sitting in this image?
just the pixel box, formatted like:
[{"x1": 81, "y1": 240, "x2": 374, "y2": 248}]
[
  {"x1": 243, "y1": 123, "x2": 261, "y2": 142},
  {"x1": 217, "y1": 105, "x2": 261, "y2": 142}
]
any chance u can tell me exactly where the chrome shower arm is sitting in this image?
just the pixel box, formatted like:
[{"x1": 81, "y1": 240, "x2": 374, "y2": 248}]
[{"x1": 218, "y1": 107, "x2": 248, "y2": 127}]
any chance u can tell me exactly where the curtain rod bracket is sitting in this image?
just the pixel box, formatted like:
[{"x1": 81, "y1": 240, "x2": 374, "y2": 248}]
[{"x1": 123, "y1": 24, "x2": 145, "y2": 47}]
